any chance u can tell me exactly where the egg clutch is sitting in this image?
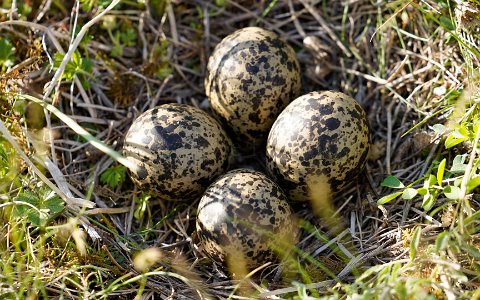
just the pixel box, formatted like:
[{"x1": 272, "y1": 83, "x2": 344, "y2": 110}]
[{"x1": 122, "y1": 27, "x2": 371, "y2": 270}]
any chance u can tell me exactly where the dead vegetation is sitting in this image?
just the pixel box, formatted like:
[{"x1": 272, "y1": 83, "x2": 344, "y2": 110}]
[{"x1": 1, "y1": 0, "x2": 480, "y2": 299}]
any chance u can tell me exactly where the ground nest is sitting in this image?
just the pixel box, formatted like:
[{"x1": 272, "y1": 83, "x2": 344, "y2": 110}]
[{"x1": 1, "y1": 0, "x2": 480, "y2": 299}]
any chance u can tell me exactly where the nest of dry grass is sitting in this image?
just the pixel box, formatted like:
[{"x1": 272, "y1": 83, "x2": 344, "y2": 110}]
[{"x1": 1, "y1": 0, "x2": 479, "y2": 299}]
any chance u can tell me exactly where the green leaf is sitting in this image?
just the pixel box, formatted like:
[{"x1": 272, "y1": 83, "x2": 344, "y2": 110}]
[
  {"x1": 474, "y1": 120, "x2": 480, "y2": 133},
  {"x1": 462, "y1": 244, "x2": 480, "y2": 260},
  {"x1": 18, "y1": 2, "x2": 32, "y2": 16},
  {"x1": 72, "y1": 50, "x2": 81, "y2": 66},
  {"x1": 215, "y1": 0, "x2": 229, "y2": 7},
  {"x1": 53, "y1": 53, "x2": 75, "y2": 80},
  {"x1": 445, "y1": 136, "x2": 466, "y2": 149},
  {"x1": 80, "y1": 0, "x2": 95, "y2": 11},
  {"x1": 450, "y1": 154, "x2": 467, "y2": 173},
  {"x1": 16, "y1": 191, "x2": 38, "y2": 205},
  {"x1": 453, "y1": 154, "x2": 466, "y2": 165},
  {"x1": 98, "y1": 0, "x2": 113, "y2": 8},
  {"x1": 377, "y1": 191, "x2": 403, "y2": 205},
  {"x1": 155, "y1": 65, "x2": 172, "y2": 80},
  {"x1": 42, "y1": 189, "x2": 64, "y2": 214},
  {"x1": 381, "y1": 176, "x2": 405, "y2": 188},
  {"x1": 467, "y1": 176, "x2": 480, "y2": 192},
  {"x1": 431, "y1": 124, "x2": 447, "y2": 135},
  {"x1": 149, "y1": 0, "x2": 168, "y2": 17},
  {"x1": 451, "y1": 163, "x2": 467, "y2": 174},
  {"x1": 377, "y1": 265, "x2": 390, "y2": 278},
  {"x1": 444, "y1": 185, "x2": 462, "y2": 200},
  {"x1": 435, "y1": 231, "x2": 450, "y2": 251},
  {"x1": 0, "y1": 142, "x2": 16, "y2": 179},
  {"x1": 120, "y1": 27, "x2": 137, "y2": 46},
  {"x1": 391, "y1": 263, "x2": 401, "y2": 281},
  {"x1": 81, "y1": 58, "x2": 93, "y2": 73},
  {"x1": 53, "y1": 50, "x2": 93, "y2": 81},
  {"x1": 402, "y1": 188, "x2": 418, "y2": 200},
  {"x1": 417, "y1": 187, "x2": 429, "y2": 196},
  {"x1": 436, "y1": 158, "x2": 446, "y2": 187},
  {"x1": 464, "y1": 210, "x2": 480, "y2": 225},
  {"x1": 134, "y1": 193, "x2": 151, "y2": 220},
  {"x1": 424, "y1": 174, "x2": 436, "y2": 188},
  {"x1": 394, "y1": 280, "x2": 408, "y2": 300},
  {"x1": 439, "y1": 16, "x2": 455, "y2": 31},
  {"x1": 111, "y1": 44, "x2": 124, "y2": 57},
  {"x1": 100, "y1": 165, "x2": 126, "y2": 189},
  {"x1": 81, "y1": 78, "x2": 91, "y2": 89},
  {"x1": 0, "y1": 38, "x2": 15, "y2": 71},
  {"x1": 410, "y1": 227, "x2": 422, "y2": 259},
  {"x1": 0, "y1": 145, "x2": 8, "y2": 164},
  {"x1": 445, "y1": 127, "x2": 468, "y2": 149},
  {"x1": 454, "y1": 177, "x2": 463, "y2": 187},
  {"x1": 452, "y1": 126, "x2": 468, "y2": 139},
  {"x1": 422, "y1": 193, "x2": 435, "y2": 211},
  {"x1": 13, "y1": 188, "x2": 64, "y2": 227},
  {"x1": 26, "y1": 210, "x2": 40, "y2": 227}
]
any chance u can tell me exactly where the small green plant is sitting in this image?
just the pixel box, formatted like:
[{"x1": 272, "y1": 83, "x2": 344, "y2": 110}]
[
  {"x1": 0, "y1": 139, "x2": 15, "y2": 175},
  {"x1": 149, "y1": 0, "x2": 168, "y2": 18},
  {"x1": 378, "y1": 117, "x2": 480, "y2": 211},
  {"x1": 378, "y1": 172, "x2": 443, "y2": 211},
  {"x1": 52, "y1": 50, "x2": 93, "y2": 87},
  {"x1": 134, "y1": 193, "x2": 151, "y2": 220},
  {"x1": 148, "y1": 40, "x2": 172, "y2": 80},
  {"x1": 0, "y1": 1, "x2": 32, "y2": 18},
  {"x1": 0, "y1": 38, "x2": 15, "y2": 73},
  {"x1": 215, "y1": 0, "x2": 229, "y2": 8},
  {"x1": 13, "y1": 187, "x2": 65, "y2": 227},
  {"x1": 0, "y1": 139, "x2": 21, "y2": 191},
  {"x1": 101, "y1": 16, "x2": 138, "y2": 57},
  {"x1": 80, "y1": 0, "x2": 114, "y2": 12},
  {"x1": 81, "y1": 0, "x2": 143, "y2": 12},
  {"x1": 112, "y1": 27, "x2": 137, "y2": 57},
  {"x1": 100, "y1": 164, "x2": 127, "y2": 189}
]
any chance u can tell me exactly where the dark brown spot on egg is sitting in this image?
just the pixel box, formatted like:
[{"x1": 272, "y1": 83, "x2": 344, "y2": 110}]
[
  {"x1": 246, "y1": 63, "x2": 259, "y2": 74},
  {"x1": 325, "y1": 118, "x2": 340, "y2": 130}
]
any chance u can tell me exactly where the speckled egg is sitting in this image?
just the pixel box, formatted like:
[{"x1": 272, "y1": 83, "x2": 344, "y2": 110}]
[
  {"x1": 196, "y1": 169, "x2": 298, "y2": 269},
  {"x1": 205, "y1": 27, "x2": 301, "y2": 146},
  {"x1": 266, "y1": 91, "x2": 370, "y2": 202},
  {"x1": 122, "y1": 103, "x2": 234, "y2": 201}
]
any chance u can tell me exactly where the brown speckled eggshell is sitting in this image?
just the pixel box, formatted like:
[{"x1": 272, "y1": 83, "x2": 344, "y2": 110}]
[
  {"x1": 266, "y1": 91, "x2": 370, "y2": 202},
  {"x1": 123, "y1": 103, "x2": 234, "y2": 201},
  {"x1": 205, "y1": 27, "x2": 301, "y2": 147},
  {"x1": 196, "y1": 169, "x2": 298, "y2": 269}
]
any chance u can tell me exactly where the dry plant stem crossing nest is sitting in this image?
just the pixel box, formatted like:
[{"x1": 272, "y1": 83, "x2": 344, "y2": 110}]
[{"x1": 0, "y1": 0, "x2": 479, "y2": 298}]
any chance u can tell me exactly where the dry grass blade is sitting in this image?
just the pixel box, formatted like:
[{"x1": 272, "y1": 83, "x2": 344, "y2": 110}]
[
  {"x1": 0, "y1": 119, "x2": 93, "y2": 209},
  {"x1": 42, "y1": 0, "x2": 121, "y2": 100},
  {"x1": 18, "y1": 94, "x2": 139, "y2": 173}
]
